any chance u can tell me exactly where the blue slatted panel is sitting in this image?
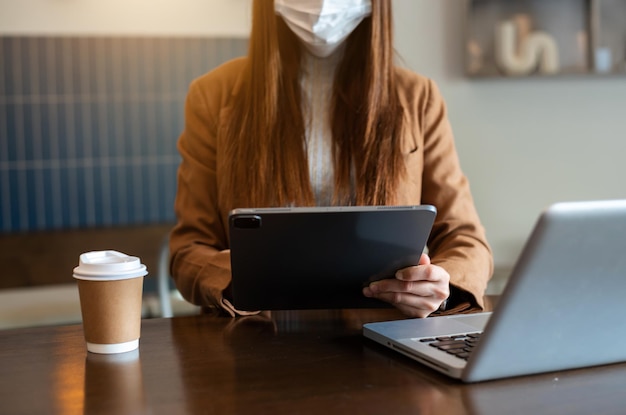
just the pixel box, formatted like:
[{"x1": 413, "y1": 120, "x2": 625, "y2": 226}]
[{"x1": 0, "y1": 36, "x2": 248, "y2": 232}]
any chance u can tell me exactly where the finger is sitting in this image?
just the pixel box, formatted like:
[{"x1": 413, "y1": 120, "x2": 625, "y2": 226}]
[
  {"x1": 394, "y1": 254, "x2": 431, "y2": 281},
  {"x1": 363, "y1": 281, "x2": 449, "y2": 318},
  {"x1": 366, "y1": 278, "x2": 449, "y2": 301},
  {"x1": 395, "y1": 264, "x2": 444, "y2": 282},
  {"x1": 372, "y1": 291, "x2": 442, "y2": 318}
]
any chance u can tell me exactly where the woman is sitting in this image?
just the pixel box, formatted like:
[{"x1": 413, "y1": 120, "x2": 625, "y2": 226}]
[{"x1": 169, "y1": 0, "x2": 493, "y2": 317}]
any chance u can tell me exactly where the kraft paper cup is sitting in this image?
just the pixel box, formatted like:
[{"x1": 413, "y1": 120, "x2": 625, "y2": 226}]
[{"x1": 73, "y1": 250, "x2": 148, "y2": 354}]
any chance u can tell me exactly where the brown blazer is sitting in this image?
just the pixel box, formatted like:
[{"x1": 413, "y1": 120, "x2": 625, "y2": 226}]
[{"x1": 169, "y1": 57, "x2": 493, "y2": 316}]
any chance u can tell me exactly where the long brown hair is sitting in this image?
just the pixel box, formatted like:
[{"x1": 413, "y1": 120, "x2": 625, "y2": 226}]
[{"x1": 222, "y1": 0, "x2": 404, "y2": 209}]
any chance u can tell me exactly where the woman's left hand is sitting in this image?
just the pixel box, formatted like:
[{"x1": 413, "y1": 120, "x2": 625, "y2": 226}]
[{"x1": 363, "y1": 253, "x2": 450, "y2": 318}]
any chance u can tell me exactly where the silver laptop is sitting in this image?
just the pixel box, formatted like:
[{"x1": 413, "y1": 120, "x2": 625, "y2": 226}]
[
  {"x1": 363, "y1": 199, "x2": 626, "y2": 382},
  {"x1": 229, "y1": 205, "x2": 436, "y2": 311}
]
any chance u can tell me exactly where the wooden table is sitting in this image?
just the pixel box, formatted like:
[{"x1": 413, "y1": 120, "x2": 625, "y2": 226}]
[{"x1": 2, "y1": 302, "x2": 626, "y2": 414}]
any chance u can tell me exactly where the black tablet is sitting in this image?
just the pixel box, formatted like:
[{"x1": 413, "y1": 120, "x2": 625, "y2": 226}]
[{"x1": 229, "y1": 205, "x2": 436, "y2": 311}]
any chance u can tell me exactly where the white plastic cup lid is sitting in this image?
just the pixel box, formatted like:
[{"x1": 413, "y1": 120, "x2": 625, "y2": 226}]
[{"x1": 73, "y1": 250, "x2": 148, "y2": 281}]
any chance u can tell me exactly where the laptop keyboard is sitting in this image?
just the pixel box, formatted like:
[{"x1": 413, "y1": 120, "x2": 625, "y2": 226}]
[{"x1": 419, "y1": 332, "x2": 482, "y2": 361}]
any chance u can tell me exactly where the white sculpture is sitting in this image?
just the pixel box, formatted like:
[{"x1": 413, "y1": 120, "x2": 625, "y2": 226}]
[{"x1": 495, "y1": 15, "x2": 560, "y2": 76}]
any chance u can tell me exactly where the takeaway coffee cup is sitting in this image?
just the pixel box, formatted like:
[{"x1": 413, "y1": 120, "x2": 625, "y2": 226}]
[{"x1": 73, "y1": 250, "x2": 148, "y2": 354}]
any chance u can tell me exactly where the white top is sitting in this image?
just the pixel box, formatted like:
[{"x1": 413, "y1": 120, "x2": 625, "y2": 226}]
[{"x1": 300, "y1": 47, "x2": 343, "y2": 206}]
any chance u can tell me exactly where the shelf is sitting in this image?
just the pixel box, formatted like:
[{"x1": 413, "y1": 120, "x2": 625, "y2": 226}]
[{"x1": 465, "y1": 0, "x2": 626, "y2": 78}]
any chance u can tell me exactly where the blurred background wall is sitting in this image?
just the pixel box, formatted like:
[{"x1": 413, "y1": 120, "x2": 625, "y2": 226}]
[{"x1": 1, "y1": 0, "x2": 626, "y2": 275}]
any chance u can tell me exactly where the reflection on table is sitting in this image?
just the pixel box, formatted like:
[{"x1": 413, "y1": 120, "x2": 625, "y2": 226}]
[{"x1": 1, "y1": 298, "x2": 626, "y2": 414}]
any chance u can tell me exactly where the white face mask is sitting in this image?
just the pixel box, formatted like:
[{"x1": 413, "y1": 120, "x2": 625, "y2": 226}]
[{"x1": 275, "y1": 0, "x2": 372, "y2": 58}]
